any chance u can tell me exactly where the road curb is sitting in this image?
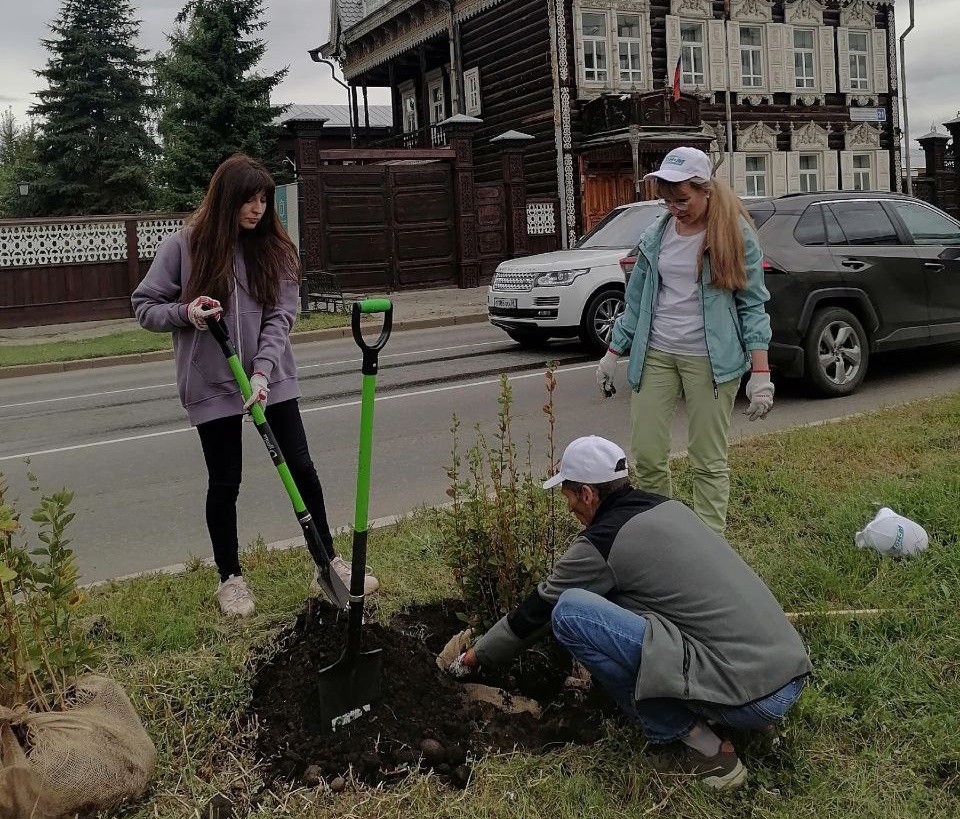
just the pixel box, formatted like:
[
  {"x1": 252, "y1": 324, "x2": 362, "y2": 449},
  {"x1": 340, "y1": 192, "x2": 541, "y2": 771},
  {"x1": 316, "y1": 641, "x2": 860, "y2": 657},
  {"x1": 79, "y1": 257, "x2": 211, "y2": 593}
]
[{"x1": 0, "y1": 312, "x2": 489, "y2": 380}]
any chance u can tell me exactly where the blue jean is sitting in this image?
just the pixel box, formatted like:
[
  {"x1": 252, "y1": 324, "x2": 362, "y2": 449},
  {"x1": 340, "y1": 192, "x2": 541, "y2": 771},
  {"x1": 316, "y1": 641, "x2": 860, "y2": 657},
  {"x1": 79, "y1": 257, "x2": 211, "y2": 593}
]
[{"x1": 551, "y1": 588, "x2": 806, "y2": 743}]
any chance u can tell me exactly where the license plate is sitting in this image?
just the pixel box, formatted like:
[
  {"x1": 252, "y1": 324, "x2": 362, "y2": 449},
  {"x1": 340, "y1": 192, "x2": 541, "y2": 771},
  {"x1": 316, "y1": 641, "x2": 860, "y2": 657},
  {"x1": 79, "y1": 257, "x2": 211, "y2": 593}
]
[{"x1": 493, "y1": 298, "x2": 517, "y2": 309}]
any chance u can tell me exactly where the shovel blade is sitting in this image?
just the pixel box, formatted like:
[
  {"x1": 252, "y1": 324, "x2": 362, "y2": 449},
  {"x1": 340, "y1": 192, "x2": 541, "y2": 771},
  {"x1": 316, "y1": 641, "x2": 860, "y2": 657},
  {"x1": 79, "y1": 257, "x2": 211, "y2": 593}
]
[
  {"x1": 314, "y1": 648, "x2": 383, "y2": 732},
  {"x1": 313, "y1": 563, "x2": 351, "y2": 610}
]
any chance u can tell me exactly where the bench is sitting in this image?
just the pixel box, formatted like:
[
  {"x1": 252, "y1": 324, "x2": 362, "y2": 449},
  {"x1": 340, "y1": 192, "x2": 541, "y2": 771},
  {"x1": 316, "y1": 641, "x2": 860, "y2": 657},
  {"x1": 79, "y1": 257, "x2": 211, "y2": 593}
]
[{"x1": 304, "y1": 271, "x2": 351, "y2": 313}]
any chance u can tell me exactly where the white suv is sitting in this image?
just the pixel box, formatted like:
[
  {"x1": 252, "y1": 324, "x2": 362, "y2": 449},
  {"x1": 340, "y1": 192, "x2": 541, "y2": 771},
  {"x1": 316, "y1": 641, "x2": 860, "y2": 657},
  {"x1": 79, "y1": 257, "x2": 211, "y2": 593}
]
[{"x1": 488, "y1": 200, "x2": 664, "y2": 351}]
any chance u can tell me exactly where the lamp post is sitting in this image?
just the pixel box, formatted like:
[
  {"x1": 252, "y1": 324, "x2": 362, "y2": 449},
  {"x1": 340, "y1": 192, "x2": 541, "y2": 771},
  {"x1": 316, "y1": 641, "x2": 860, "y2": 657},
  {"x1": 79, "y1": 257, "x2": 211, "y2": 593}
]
[
  {"x1": 899, "y1": 0, "x2": 916, "y2": 195},
  {"x1": 307, "y1": 49, "x2": 355, "y2": 148},
  {"x1": 17, "y1": 181, "x2": 29, "y2": 197}
]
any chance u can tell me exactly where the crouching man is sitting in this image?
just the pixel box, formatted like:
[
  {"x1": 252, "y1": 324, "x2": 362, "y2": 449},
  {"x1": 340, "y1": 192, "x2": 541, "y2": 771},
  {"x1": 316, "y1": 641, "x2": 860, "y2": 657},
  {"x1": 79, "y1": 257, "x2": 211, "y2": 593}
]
[{"x1": 445, "y1": 435, "x2": 811, "y2": 790}]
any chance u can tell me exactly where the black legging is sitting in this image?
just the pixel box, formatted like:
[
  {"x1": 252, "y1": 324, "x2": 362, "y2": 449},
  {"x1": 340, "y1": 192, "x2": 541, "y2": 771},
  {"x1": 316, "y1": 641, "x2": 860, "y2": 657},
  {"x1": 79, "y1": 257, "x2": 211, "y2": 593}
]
[{"x1": 196, "y1": 398, "x2": 334, "y2": 581}]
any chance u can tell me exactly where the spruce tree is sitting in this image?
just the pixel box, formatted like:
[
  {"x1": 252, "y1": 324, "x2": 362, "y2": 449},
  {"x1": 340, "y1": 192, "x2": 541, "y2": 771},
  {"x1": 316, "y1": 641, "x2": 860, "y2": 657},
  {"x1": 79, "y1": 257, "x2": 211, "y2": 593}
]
[
  {"x1": 0, "y1": 109, "x2": 42, "y2": 217},
  {"x1": 156, "y1": 0, "x2": 287, "y2": 210},
  {"x1": 30, "y1": 0, "x2": 157, "y2": 215}
]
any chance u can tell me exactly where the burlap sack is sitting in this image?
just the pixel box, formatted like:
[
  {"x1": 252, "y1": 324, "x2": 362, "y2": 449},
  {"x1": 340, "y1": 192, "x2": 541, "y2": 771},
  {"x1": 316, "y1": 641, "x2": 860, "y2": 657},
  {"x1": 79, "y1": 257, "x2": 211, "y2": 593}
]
[
  {"x1": 437, "y1": 630, "x2": 543, "y2": 716},
  {"x1": 0, "y1": 674, "x2": 156, "y2": 819}
]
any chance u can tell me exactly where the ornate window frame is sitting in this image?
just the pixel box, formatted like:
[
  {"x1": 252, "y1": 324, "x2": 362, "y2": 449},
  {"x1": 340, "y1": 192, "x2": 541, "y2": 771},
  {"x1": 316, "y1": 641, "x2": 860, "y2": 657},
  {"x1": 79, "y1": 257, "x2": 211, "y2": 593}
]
[
  {"x1": 665, "y1": 1, "x2": 722, "y2": 100},
  {"x1": 464, "y1": 67, "x2": 481, "y2": 116},
  {"x1": 572, "y1": 1, "x2": 653, "y2": 97},
  {"x1": 836, "y1": 2, "x2": 887, "y2": 103}
]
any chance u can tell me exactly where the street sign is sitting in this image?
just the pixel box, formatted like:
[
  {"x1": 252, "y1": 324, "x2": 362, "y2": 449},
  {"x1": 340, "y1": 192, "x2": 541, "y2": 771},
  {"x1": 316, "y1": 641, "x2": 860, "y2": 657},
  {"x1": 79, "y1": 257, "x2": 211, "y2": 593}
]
[
  {"x1": 849, "y1": 107, "x2": 887, "y2": 122},
  {"x1": 274, "y1": 183, "x2": 300, "y2": 250}
]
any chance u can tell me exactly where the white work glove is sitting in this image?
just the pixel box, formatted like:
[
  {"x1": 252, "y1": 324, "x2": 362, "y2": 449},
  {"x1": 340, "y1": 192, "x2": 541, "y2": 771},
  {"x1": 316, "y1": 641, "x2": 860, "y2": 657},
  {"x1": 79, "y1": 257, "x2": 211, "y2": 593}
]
[
  {"x1": 744, "y1": 371, "x2": 775, "y2": 421},
  {"x1": 596, "y1": 349, "x2": 619, "y2": 398},
  {"x1": 186, "y1": 296, "x2": 221, "y2": 330},
  {"x1": 437, "y1": 628, "x2": 477, "y2": 678},
  {"x1": 446, "y1": 652, "x2": 475, "y2": 679},
  {"x1": 242, "y1": 372, "x2": 269, "y2": 412}
]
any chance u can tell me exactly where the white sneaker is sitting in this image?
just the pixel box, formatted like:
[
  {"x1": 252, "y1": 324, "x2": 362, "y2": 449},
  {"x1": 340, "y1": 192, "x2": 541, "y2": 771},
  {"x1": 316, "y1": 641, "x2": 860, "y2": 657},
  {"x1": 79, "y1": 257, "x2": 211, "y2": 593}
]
[
  {"x1": 216, "y1": 575, "x2": 256, "y2": 617},
  {"x1": 312, "y1": 555, "x2": 380, "y2": 596}
]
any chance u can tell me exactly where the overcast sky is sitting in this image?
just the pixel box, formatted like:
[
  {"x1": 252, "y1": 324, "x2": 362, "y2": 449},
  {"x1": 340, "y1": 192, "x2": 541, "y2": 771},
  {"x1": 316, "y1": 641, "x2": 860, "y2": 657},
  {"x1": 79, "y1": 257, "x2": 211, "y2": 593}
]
[{"x1": 0, "y1": 0, "x2": 957, "y2": 150}]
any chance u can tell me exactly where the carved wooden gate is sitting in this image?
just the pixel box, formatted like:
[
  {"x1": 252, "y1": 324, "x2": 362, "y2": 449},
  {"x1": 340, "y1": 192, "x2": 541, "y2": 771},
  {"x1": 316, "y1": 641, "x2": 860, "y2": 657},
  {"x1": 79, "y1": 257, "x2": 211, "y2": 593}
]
[
  {"x1": 475, "y1": 183, "x2": 507, "y2": 281},
  {"x1": 301, "y1": 161, "x2": 458, "y2": 292}
]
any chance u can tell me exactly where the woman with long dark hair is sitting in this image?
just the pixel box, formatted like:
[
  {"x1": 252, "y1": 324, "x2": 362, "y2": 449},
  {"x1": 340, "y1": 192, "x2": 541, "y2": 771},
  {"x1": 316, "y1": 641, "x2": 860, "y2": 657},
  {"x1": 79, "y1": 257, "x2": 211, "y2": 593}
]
[{"x1": 133, "y1": 153, "x2": 377, "y2": 616}]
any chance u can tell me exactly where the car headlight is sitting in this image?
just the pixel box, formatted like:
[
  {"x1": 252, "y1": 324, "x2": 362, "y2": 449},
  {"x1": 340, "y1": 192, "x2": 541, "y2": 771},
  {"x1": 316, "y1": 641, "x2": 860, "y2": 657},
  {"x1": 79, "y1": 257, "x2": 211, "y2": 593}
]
[{"x1": 533, "y1": 268, "x2": 589, "y2": 287}]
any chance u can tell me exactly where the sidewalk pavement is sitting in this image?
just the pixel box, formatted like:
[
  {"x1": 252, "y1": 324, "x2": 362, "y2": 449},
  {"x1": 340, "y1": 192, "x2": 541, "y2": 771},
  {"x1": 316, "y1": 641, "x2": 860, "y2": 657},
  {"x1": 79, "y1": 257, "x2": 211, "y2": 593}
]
[{"x1": 0, "y1": 286, "x2": 491, "y2": 378}]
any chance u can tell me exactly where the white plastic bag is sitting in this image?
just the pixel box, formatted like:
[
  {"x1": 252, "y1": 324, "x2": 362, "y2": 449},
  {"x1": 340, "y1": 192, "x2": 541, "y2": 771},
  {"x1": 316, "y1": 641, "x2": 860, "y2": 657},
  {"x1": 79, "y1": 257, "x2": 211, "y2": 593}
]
[{"x1": 855, "y1": 507, "x2": 928, "y2": 556}]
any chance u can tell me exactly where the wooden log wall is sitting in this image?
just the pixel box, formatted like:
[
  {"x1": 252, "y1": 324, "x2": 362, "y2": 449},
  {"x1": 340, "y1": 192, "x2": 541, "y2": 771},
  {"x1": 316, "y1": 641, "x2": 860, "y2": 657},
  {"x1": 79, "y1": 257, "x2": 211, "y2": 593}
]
[{"x1": 459, "y1": 0, "x2": 557, "y2": 199}]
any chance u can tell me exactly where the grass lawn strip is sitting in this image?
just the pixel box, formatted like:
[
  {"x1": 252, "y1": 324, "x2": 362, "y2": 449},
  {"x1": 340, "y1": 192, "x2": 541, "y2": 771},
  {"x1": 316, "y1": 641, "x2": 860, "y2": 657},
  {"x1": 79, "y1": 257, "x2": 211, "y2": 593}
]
[
  {"x1": 0, "y1": 312, "x2": 350, "y2": 367},
  {"x1": 73, "y1": 392, "x2": 960, "y2": 818}
]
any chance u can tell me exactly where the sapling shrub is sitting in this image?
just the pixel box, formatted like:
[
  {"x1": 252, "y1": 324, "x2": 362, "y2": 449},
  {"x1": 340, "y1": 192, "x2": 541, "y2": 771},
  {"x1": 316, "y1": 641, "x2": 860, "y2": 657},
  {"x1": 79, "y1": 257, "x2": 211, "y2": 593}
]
[
  {"x1": 442, "y1": 367, "x2": 577, "y2": 634},
  {"x1": 0, "y1": 472, "x2": 97, "y2": 711}
]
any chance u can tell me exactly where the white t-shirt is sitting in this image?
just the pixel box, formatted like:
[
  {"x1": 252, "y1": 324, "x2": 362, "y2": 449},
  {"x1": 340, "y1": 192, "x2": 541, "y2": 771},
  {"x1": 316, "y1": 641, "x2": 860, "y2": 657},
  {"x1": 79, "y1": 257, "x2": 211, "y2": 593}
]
[{"x1": 648, "y1": 219, "x2": 708, "y2": 356}]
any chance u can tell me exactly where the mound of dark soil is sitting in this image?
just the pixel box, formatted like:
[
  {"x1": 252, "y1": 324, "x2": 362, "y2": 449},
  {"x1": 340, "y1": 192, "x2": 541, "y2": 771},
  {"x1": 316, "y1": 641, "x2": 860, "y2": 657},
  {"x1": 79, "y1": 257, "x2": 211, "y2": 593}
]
[{"x1": 250, "y1": 599, "x2": 615, "y2": 788}]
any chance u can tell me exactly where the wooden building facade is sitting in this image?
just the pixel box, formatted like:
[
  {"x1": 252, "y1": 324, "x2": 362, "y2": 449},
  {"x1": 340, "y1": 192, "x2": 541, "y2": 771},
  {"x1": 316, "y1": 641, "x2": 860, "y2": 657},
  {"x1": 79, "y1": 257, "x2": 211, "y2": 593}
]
[
  {"x1": 914, "y1": 116, "x2": 960, "y2": 220},
  {"x1": 320, "y1": 0, "x2": 900, "y2": 246}
]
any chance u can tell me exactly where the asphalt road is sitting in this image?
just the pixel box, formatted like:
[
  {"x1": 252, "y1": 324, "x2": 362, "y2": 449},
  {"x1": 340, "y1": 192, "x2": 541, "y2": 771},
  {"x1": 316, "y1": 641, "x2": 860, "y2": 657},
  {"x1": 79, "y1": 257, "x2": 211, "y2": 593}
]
[{"x1": 2, "y1": 323, "x2": 958, "y2": 583}]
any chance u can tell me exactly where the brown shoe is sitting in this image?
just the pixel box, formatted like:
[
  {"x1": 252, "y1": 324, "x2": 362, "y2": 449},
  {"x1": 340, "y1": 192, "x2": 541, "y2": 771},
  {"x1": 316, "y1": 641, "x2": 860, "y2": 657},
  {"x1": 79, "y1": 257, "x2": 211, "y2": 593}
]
[{"x1": 647, "y1": 739, "x2": 747, "y2": 790}]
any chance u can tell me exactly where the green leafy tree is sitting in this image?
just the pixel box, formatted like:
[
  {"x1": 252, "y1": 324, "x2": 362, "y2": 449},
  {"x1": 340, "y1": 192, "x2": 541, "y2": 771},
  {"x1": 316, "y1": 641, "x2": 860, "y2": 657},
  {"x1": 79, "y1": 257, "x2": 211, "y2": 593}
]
[
  {"x1": 156, "y1": 0, "x2": 287, "y2": 210},
  {"x1": 0, "y1": 109, "x2": 42, "y2": 217},
  {"x1": 29, "y1": 0, "x2": 157, "y2": 215}
]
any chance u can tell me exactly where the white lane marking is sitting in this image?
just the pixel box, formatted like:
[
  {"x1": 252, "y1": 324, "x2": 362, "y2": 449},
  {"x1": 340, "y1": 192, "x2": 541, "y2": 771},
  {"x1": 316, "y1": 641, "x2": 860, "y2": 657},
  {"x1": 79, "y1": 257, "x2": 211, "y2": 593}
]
[
  {"x1": 0, "y1": 362, "x2": 596, "y2": 462},
  {"x1": 0, "y1": 383, "x2": 177, "y2": 410},
  {"x1": 0, "y1": 340, "x2": 509, "y2": 410}
]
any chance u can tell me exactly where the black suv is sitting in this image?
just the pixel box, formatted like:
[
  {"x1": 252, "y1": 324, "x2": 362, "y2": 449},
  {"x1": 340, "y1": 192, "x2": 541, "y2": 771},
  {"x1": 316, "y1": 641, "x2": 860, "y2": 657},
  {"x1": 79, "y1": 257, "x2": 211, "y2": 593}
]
[{"x1": 627, "y1": 192, "x2": 960, "y2": 396}]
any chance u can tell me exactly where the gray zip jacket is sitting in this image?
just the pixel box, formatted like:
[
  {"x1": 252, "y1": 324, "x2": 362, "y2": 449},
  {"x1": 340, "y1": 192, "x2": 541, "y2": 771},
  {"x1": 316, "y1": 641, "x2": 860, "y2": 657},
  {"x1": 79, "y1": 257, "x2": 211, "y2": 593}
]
[
  {"x1": 131, "y1": 230, "x2": 301, "y2": 426},
  {"x1": 474, "y1": 488, "x2": 812, "y2": 706}
]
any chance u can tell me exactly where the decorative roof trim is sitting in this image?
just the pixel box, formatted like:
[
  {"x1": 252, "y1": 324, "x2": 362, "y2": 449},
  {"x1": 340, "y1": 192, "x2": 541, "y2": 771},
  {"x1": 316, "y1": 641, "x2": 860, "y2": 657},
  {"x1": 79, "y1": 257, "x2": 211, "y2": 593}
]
[
  {"x1": 344, "y1": 0, "x2": 502, "y2": 45},
  {"x1": 344, "y1": 18, "x2": 447, "y2": 78},
  {"x1": 341, "y1": 0, "x2": 504, "y2": 78}
]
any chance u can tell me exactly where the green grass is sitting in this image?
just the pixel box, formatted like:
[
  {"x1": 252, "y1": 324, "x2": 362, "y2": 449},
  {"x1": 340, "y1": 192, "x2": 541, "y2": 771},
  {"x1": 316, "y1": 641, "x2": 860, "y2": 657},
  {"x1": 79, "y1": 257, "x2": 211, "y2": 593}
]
[
  {"x1": 0, "y1": 312, "x2": 350, "y2": 368},
  {"x1": 61, "y1": 393, "x2": 960, "y2": 816}
]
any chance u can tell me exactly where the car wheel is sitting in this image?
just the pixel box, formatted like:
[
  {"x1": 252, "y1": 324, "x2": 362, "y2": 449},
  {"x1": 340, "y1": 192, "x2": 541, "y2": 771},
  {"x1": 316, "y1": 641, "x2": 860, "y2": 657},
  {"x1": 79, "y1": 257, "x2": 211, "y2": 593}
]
[
  {"x1": 802, "y1": 307, "x2": 870, "y2": 397},
  {"x1": 580, "y1": 288, "x2": 625, "y2": 353},
  {"x1": 505, "y1": 328, "x2": 551, "y2": 348}
]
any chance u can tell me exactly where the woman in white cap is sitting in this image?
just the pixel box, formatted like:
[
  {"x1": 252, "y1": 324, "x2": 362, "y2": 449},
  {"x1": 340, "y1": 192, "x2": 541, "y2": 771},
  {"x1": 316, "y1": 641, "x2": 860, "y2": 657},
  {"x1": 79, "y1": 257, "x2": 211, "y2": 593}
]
[{"x1": 596, "y1": 146, "x2": 773, "y2": 534}]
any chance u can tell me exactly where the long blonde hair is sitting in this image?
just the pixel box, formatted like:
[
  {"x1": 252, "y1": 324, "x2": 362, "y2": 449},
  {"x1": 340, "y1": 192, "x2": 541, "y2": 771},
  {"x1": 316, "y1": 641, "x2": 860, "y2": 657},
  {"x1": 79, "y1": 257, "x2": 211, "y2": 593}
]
[{"x1": 655, "y1": 176, "x2": 755, "y2": 291}]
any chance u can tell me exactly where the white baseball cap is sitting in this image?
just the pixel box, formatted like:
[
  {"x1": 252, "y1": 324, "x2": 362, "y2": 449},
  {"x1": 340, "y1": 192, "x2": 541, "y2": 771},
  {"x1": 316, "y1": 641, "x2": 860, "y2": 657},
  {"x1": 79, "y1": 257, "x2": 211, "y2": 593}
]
[
  {"x1": 543, "y1": 436, "x2": 630, "y2": 490},
  {"x1": 854, "y1": 507, "x2": 929, "y2": 557},
  {"x1": 643, "y1": 147, "x2": 713, "y2": 184}
]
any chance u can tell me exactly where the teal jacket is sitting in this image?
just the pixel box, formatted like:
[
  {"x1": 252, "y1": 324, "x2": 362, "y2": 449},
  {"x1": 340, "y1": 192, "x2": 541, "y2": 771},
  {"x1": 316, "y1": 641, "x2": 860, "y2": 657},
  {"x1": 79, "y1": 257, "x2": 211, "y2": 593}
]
[{"x1": 610, "y1": 214, "x2": 771, "y2": 387}]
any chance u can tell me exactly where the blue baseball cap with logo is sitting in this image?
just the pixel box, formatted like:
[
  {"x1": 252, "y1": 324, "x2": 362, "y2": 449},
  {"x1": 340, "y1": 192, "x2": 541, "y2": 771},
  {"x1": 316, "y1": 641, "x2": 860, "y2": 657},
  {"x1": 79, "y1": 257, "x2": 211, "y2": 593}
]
[{"x1": 644, "y1": 146, "x2": 713, "y2": 184}]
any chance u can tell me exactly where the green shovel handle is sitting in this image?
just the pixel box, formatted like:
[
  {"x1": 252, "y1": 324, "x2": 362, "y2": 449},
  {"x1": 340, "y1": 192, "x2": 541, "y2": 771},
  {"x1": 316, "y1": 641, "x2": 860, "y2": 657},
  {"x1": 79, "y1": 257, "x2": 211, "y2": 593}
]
[{"x1": 351, "y1": 299, "x2": 392, "y2": 534}]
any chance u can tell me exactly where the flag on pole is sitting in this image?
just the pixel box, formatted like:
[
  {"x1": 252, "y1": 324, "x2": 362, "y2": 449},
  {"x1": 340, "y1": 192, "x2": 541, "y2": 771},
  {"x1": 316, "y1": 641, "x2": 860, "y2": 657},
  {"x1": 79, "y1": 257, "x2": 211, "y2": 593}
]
[{"x1": 672, "y1": 56, "x2": 681, "y2": 101}]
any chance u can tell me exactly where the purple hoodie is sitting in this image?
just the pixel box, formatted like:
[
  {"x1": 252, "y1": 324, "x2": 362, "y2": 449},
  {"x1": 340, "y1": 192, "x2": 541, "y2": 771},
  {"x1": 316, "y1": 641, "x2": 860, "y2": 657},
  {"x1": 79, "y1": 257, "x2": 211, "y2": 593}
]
[{"x1": 132, "y1": 229, "x2": 301, "y2": 426}]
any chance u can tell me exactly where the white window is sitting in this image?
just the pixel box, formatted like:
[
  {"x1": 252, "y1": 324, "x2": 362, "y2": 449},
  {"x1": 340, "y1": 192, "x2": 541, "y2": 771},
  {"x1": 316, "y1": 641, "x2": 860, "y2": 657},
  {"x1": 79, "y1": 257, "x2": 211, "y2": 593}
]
[
  {"x1": 852, "y1": 154, "x2": 872, "y2": 190},
  {"x1": 581, "y1": 12, "x2": 608, "y2": 83},
  {"x1": 799, "y1": 154, "x2": 819, "y2": 192},
  {"x1": 428, "y1": 77, "x2": 445, "y2": 124},
  {"x1": 739, "y1": 26, "x2": 763, "y2": 88},
  {"x1": 681, "y1": 22, "x2": 705, "y2": 87},
  {"x1": 848, "y1": 31, "x2": 869, "y2": 91},
  {"x1": 745, "y1": 155, "x2": 767, "y2": 196},
  {"x1": 464, "y1": 67, "x2": 481, "y2": 117},
  {"x1": 794, "y1": 28, "x2": 816, "y2": 90},
  {"x1": 399, "y1": 83, "x2": 417, "y2": 133},
  {"x1": 617, "y1": 13, "x2": 643, "y2": 86}
]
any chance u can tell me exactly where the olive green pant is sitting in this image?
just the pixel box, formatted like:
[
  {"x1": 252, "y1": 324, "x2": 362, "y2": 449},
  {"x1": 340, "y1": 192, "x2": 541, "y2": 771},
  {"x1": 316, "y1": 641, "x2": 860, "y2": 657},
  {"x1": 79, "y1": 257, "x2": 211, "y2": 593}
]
[{"x1": 629, "y1": 348, "x2": 740, "y2": 534}]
